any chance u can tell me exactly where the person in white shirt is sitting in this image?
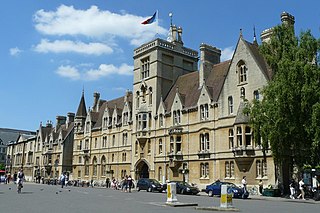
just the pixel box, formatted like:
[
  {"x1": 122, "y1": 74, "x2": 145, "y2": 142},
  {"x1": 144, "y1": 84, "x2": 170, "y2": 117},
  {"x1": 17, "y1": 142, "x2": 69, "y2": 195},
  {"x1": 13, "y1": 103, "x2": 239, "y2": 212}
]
[{"x1": 297, "y1": 179, "x2": 305, "y2": 200}]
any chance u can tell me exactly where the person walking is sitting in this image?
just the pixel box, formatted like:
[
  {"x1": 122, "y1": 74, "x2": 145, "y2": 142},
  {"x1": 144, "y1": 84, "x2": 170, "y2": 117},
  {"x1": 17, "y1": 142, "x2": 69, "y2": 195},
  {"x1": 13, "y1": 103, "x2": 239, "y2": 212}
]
[
  {"x1": 241, "y1": 176, "x2": 248, "y2": 198},
  {"x1": 289, "y1": 179, "x2": 296, "y2": 199},
  {"x1": 258, "y1": 179, "x2": 263, "y2": 195},
  {"x1": 297, "y1": 178, "x2": 305, "y2": 200},
  {"x1": 60, "y1": 172, "x2": 66, "y2": 188},
  {"x1": 127, "y1": 175, "x2": 133, "y2": 193},
  {"x1": 13, "y1": 172, "x2": 17, "y2": 184}
]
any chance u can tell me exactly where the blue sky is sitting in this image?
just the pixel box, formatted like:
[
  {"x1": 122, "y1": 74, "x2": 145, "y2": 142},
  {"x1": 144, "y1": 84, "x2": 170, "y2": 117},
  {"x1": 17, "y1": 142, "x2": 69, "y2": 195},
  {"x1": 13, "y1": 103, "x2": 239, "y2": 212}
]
[{"x1": 1, "y1": 0, "x2": 319, "y2": 131}]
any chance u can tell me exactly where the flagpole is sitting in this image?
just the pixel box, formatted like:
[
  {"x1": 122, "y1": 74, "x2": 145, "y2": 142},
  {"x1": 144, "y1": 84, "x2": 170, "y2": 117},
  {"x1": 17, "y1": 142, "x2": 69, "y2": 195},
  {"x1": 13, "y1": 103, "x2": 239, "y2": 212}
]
[{"x1": 156, "y1": 9, "x2": 159, "y2": 37}]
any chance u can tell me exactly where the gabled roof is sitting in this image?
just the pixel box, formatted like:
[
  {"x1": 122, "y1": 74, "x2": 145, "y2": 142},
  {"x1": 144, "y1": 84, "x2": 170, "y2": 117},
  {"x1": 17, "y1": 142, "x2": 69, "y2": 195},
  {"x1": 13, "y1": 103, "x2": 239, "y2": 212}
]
[
  {"x1": 206, "y1": 60, "x2": 231, "y2": 102},
  {"x1": 243, "y1": 40, "x2": 273, "y2": 80},
  {"x1": 76, "y1": 91, "x2": 87, "y2": 118},
  {"x1": 164, "y1": 72, "x2": 200, "y2": 110},
  {"x1": 164, "y1": 59, "x2": 231, "y2": 111},
  {"x1": 92, "y1": 93, "x2": 133, "y2": 130}
]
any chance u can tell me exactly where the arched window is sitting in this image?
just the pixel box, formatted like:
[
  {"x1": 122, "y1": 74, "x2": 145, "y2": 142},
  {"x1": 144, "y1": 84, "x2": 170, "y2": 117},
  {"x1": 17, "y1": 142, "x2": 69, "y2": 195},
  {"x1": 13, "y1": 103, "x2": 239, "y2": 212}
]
[
  {"x1": 237, "y1": 60, "x2": 247, "y2": 83},
  {"x1": 101, "y1": 156, "x2": 106, "y2": 176},
  {"x1": 85, "y1": 159, "x2": 89, "y2": 176},
  {"x1": 228, "y1": 96, "x2": 233, "y2": 114},
  {"x1": 92, "y1": 157, "x2": 97, "y2": 176},
  {"x1": 158, "y1": 167, "x2": 162, "y2": 182},
  {"x1": 159, "y1": 139, "x2": 163, "y2": 154}
]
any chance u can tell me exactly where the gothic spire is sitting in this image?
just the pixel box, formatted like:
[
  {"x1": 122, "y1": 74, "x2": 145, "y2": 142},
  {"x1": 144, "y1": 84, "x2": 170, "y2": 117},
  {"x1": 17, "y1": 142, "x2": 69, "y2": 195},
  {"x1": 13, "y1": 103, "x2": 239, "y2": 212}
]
[{"x1": 76, "y1": 90, "x2": 87, "y2": 118}]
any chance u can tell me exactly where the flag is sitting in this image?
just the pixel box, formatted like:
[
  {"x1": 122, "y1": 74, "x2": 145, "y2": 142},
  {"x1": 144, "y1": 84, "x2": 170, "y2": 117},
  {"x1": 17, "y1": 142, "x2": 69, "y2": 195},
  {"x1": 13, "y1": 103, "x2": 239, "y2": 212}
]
[{"x1": 141, "y1": 12, "x2": 157, "y2": 25}]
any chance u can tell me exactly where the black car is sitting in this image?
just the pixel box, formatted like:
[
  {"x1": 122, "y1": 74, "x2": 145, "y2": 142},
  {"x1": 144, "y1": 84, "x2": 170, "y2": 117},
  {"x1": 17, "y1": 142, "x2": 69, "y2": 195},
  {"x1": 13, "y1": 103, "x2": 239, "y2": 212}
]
[
  {"x1": 163, "y1": 181, "x2": 200, "y2": 195},
  {"x1": 136, "y1": 178, "x2": 163, "y2": 192}
]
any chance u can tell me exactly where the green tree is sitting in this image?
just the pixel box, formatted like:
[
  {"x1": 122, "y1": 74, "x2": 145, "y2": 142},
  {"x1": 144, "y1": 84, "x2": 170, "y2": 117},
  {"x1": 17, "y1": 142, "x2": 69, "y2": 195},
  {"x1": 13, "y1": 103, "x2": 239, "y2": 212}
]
[
  {"x1": 247, "y1": 24, "x2": 320, "y2": 172},
  {"x1": 0, "y1": 163, "x2": 5, "y2": 171}
]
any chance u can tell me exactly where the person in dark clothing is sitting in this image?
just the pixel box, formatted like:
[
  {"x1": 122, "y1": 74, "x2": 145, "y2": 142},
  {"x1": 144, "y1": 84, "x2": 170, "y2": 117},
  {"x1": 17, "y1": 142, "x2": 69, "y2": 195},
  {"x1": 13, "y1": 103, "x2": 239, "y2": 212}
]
[{"x1": 13, "y1": 172, "x2": 17, "y2": 183}]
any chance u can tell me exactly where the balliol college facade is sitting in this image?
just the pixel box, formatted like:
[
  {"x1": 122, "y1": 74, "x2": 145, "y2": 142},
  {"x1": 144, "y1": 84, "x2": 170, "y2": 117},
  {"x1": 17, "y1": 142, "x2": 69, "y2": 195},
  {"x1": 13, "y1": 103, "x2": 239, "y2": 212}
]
[{"x1": 7, "y1": 12, "x2": 296, "y2": 189}]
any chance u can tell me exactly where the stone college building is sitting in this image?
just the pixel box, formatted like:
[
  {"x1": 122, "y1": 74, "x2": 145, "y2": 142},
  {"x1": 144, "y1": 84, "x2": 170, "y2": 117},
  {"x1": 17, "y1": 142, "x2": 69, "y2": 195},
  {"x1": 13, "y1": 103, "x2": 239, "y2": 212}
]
[{"x1": 7, "y1": 12, "x2": 296, "y2": 190}]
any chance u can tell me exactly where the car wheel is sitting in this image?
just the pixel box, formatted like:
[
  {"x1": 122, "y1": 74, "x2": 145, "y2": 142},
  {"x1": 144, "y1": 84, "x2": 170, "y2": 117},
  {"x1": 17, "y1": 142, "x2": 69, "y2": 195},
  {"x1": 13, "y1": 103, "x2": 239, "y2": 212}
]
[
  {"x1": 147, "y1": 187, "x2": 152, "y2": 192},
  {"x1": 136, "y1": 186, "x2": 140, "y2": 191},
  {"x1": 208, "y1": 190, "x2": 213, "y2": 197}
]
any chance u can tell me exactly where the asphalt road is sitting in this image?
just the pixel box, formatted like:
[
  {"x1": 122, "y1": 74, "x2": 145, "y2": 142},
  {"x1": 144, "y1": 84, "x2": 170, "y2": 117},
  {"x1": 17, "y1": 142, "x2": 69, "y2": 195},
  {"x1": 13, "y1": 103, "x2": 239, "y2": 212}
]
[{"x1": 0, "y1": 183, "x2": 318, "y2": 213}]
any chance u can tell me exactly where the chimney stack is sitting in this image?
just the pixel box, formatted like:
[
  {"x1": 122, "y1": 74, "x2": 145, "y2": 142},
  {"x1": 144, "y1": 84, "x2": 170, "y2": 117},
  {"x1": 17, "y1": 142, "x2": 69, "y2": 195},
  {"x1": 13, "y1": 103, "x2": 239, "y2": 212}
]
[
  {"x1": 93, "y1": 92, "x2": 100, "y2": 112},
  {"x1": 67, "y1": 112, "x2": 75, "y2": 128},
  {"x1": 56, "y1": 116, "x2": 66, "y2": 129},
  {"x1": 199, "y1": 43, "x2": 221, "y2": 87}
]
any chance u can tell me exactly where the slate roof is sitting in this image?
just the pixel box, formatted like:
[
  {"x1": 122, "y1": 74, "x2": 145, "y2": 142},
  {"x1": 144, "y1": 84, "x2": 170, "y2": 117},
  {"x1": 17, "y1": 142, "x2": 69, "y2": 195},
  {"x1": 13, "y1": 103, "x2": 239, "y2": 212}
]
[
  {"x1": 0, "y1": 128, "x2": 36, "y2": 145},
  {"x1": 163, "y1": 38, "x2": 271, "y2": 112},
  {"x1": 92, "y1": 93, "x2": 133, "y2": 130}
]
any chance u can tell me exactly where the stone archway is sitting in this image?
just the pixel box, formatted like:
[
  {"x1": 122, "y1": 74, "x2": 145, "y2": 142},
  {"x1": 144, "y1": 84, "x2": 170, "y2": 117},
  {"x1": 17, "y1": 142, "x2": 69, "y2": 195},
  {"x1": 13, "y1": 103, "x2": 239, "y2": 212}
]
[{"x1": 135, "y1": 160, "x2": 150, "y2": 179}]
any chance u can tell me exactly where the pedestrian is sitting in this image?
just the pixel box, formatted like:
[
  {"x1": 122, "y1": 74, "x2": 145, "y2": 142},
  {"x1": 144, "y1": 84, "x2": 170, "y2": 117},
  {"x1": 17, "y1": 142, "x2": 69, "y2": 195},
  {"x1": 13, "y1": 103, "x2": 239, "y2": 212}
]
[
  {"x1": 91, "y1": 179, "x2": 94, "y2": 188},
  {"x1": 17, "y1": 168, "x2": 24, "y2": 192},
  {"x1": 65, "y1": 173, "x2": 69, "y2": 187},
  {"x1": 106, "y1": 177, "x2": 110, "y2": 188},
  {"x1": 297, "y1": 178, "x2": 305, "y2": 200},
  {"x1": 127, "y1": 175, "x2": 133, "y2": 193},
  {"x1": 259, "y1": 179, "x2": 263, "y2": 195},
  {"x1": 289, "y1": 179, "x2": 296, "y2": 199},
  {"x1": 13, "y1": 172, "x2": 17, "y2": 184},
  {"x1": 312, "y1": 175, "x2": 319, "y2": 191},
  {"x1": 241, "y1": 176, "x2": 248, "y2": 199},
  {"x1": 60, "y1": 172, "x2": 65, "y2": 188}
]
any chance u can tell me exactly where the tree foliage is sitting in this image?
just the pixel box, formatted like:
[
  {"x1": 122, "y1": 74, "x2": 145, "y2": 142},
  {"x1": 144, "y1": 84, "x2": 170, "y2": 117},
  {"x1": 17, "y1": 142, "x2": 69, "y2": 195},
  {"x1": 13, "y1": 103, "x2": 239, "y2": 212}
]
[{"x1": 247, "y1": 24, "x2": 320, "y2": 168}]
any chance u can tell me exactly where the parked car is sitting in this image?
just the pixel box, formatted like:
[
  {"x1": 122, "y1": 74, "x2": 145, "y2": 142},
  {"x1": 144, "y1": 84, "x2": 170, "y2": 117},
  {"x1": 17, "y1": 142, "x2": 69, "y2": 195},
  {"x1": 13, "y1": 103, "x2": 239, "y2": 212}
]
[
  {"x1": 136, "y1": 178, "x2": 163, "y2": 192},
  {"x1": 163, "y1": 181, "x2": 200, "y2": 195},
  {"x1": 205, "y1": 181, "x2": 246, "y2": 198}
]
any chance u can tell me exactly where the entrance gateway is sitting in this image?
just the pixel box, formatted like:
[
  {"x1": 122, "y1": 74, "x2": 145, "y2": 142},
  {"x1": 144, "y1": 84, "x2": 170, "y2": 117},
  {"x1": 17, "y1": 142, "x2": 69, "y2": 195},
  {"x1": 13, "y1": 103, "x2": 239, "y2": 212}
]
[{"x1": 135, "y1": 160, "x2": 149, "y2": 179}]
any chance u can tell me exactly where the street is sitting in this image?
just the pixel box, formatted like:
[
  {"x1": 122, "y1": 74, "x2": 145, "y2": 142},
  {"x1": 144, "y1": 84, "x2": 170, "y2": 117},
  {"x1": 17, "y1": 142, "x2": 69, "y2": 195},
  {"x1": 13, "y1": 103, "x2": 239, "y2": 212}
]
[{"x1": 0, "y1": 183, "x2": 319, "y2": 213}]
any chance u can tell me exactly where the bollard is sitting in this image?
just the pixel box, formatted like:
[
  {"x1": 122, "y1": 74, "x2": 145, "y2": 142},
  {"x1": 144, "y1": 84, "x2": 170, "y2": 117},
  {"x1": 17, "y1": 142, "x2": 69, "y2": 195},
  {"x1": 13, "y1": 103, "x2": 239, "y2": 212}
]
[
  {"x1": 166, "y1": 182, "x2": 178, "y2": 203},
  {"x1": 220, "y1": 185, "x2": 233, "y2": 208}
]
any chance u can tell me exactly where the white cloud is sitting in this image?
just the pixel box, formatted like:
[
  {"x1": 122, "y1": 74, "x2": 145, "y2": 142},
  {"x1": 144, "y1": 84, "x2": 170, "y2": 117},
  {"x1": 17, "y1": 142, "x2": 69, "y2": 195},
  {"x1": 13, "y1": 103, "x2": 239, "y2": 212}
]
[
  {"x1": 221, "y1": 46, "x2": 234, "y2": 61},
  {"x1": 56, "y1": 65, "x2": 81, "y2": 80},
  {"x1": 33, "y1": 5, "x2": 167, "y2": 46},
  {"x1": 9, "y1": 47, "x2": 22, "y2": 56},
  {"x1": 34, "y1": 39, "x2": 113, "y2": 55},
  {"x1": 56, "y1": 63, "x2": 133, "y2": 81}
]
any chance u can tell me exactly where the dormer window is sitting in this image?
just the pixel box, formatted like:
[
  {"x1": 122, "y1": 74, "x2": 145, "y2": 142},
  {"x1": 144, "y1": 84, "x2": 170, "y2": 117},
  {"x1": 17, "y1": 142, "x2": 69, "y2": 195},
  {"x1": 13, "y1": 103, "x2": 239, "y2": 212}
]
[
  {"x1": 237, "y1": 60, "x2": 247, "y2": 84},
  {"x1": 173, "y1": 110, "x2": 181, "y2": 125},
  {"x1": 123, "y1": 112, "x2": 129, "y2": 125},
  {"x1": 200, "y1": 104, "x2": 209, "y2": 120},
  {"x1": 159, "y1": 114, "x2": 164, "y2": 127},
  {"x1": 103, "y1": 117, "x2": 108, "y2": 129}
]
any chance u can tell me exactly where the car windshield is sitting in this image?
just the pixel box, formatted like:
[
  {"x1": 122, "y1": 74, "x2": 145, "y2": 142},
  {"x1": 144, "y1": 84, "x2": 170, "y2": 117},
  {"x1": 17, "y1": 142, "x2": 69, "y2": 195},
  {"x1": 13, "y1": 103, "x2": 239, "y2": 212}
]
[
  {"x1": 225, "y1": 183, "x2": 237, "y2": 188},
  {"x1": 150, "y1": 179, "x2": 160, "y2": 184},
  {"x1": 177, "y1": 182, "x2": 192, "y2": 187}
]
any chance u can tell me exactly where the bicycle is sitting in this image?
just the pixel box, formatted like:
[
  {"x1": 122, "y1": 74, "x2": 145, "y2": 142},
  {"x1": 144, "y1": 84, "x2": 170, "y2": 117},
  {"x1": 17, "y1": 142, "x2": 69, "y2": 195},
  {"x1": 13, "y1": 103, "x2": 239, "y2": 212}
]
[
  {"x1": 17, "y1": 180, "x2": 23, "y2": 194},
  {"x1": 248, "y1": 186, "x2": 259, "y2": 195}
]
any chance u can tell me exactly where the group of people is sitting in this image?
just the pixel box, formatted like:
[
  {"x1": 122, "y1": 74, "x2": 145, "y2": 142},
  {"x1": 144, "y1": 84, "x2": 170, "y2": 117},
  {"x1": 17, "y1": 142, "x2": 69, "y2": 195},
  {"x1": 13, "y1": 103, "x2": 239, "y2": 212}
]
[
  {"x1": 108, "y1": 175, "x2": 134, "y2": 192},
  {"x1": 289, "y1": 175, "x2": 319, "y2": 200}
]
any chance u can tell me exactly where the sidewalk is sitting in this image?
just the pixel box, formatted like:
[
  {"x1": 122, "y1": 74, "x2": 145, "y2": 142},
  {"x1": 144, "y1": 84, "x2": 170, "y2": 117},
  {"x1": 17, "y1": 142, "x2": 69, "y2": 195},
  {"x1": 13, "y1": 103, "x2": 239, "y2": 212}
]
[{"x1": 198, "y1": 191, "x2": 319, "y2": 204}]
